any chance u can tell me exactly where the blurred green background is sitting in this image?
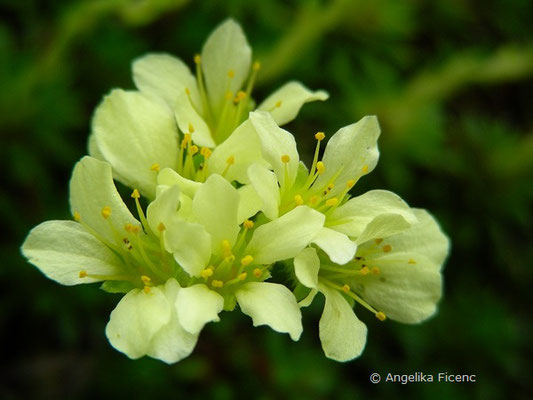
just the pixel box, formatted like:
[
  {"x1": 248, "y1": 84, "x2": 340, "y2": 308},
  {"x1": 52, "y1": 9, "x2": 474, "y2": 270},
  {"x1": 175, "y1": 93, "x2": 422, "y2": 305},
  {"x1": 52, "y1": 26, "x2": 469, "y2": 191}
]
[{"x1": 1, "y1": 0, "x2": 532, "y2": 398}]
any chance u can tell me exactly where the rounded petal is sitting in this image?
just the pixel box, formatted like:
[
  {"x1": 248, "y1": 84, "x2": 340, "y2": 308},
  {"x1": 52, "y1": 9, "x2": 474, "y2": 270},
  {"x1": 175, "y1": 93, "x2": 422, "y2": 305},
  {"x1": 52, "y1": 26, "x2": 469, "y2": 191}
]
[
  {"x1": 313, "y1": 116, "x2": 380, "y2": 197},
  {"x1": 247, "y1": 163, "x2": 280, "y2": 220},
  {"x1": 201, "y1": 19, "x2": 252, "y2": 115},
  {"x1": 70, "y1": 156, "x2": 139, "y2": 245},
  {"x1": 383, "y1": 209, "x2": 450, "y2": 268},
  {"x1": 236, "y1": 282, "x2": 302, "y2": 341},
  {"x1": 237, "y1": 185, "x2": 262, "y2": 224},
  {"x1": 165, "y1": 219, "x2": 211, "y2": 277},
  {"x1": 92, "y1": 89, "x2": 179, "y2": 198},
  {"x1": 192, "y1": 174, "x2": 240, "y2": 253},
  {"x1": 146, "y1": 185, "x2": 181, "y2": 236},
  {"x1": 245, "y1": 206, "x2": 325, "y2": 264},
  {"x1": 132, "y1": 53, "x2": 202, "y2": 112},
  {"x1": 21, "y1": 220, "x2": 124, "y2": 286},
  {"x1": 249, "y1": 111, "x2": 299, "y2": 188},
  {"x1": 329, "y1": 190, "x2": 417, "y2": 240},
  {"x1": 294, "y1": 247, "x2": 320, "y2": 289},
  {"x1": 312, "y1": 227, "x2": 358, "y2": 265},
  {"x1": 174, "y1": 90, "x2": 215, "y2": 147},
  {"x1": 209, "y1": 119, "x2": 266, "y2": 183},
  {"x1": 105, "y1": 286, "x2": 171, "y2": 360},
  {"x1": 318, "y1": 283, "x2": 367, "y2": 362},
  {"x1": 352, "y1": 253, "x2": 442, "y2": 323},
  {"x1": 157, "y1": 168, "x2": 201, "y2": 199},
  {"x1": 258, "y1": 81, "x2": 329, "y2": 125},
  {"x1": 176, "y1": 284, "x2": 224, "y2": 334}
]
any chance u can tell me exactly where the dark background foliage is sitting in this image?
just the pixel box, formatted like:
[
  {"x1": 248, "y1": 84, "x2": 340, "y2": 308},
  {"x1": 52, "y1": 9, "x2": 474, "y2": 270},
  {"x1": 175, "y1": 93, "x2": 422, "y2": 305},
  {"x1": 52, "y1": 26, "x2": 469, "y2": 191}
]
[{"x1": 1, "y1": 0, "x2": 532, "y2": 398}]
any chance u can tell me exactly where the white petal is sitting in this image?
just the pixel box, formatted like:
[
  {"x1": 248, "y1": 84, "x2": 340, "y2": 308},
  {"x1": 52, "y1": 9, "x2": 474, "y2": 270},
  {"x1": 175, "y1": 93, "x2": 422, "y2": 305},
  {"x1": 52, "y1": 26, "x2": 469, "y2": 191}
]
[
  {"x1": 247, "y1": 163, "x2": 280, "y2": 220},
  {"x1": 146, "y1": 185, "x2": 181, "y2": 236},
  {"x1": 92, "y1": 89, "x2": 179, "y2": 198},
  {"x1": 312, "y1": 227, "x2": 357, "y2": 265},
  {"x1": 313, "y1": 116, "x2": 380, "y2": 197},
  {"x1": 165, "y1": 219, "x2": 211, "y2": 277},
  {"x1": 294, "y1": 247, "x2": 320, "y2": 289},
  {"x1": 157, "y1": 167, "x2": 201, "y2": 199},
  {"x1": 235, "y1": 282, "x2": 302, "y2": 341},
  {"x1": 105, "y1": 285, "x2": 171, "y2": 360},
  {"x1": 249, "y1": 111, "x2": 299, "y2": 188},
  {"x1": 209, "y1": 119, "x2": 266, "y2": 183},
  {"x1": 383, "y1": 209, "x2": 449, "y2": 268},
  {"x1": 174, "y1": 90, "x2": 215, "y2": 147},
  {"x1": 147, "y1": 282, "x2": 198, "y2": 364},
  {"x1": 201, "y1": 19, "x2": 252, "y2": 115},
  {"x1": 351, "y1": 253, "x2": 442, "y2": 323},
  {"x1": 70, "y1": 156, "x2": 139, "y2": 245},
  {"x1": 318, "y1": 283, "x2": 367, "y2": 362},
  {"x1": 192, "y1": 174, "x2": 240, "y2": 253},
  {"x1": 258, "y1": 81, "x2": 328, "y2": 125},
  {"x1": 298, "y1": 288, "x2": 318, "y2": 308},
  {"x1": 176, "y1": 284, "x2": 224, "y2": 334},
  {"x1": 132, "y1": 53, "x2": 201, "y2": 112},
  {"x1": 329, "y1": 190, "x2": 417, "y2": 241},
  {"x1": 245, "y1": 206, "x2": 325, "y2": 264},
  {"x1": 21, "y1": 220, "x2": 124, "y2": 285},
  {"x1": 237, "y1": 184, "x2": 262, "y2": 224}
]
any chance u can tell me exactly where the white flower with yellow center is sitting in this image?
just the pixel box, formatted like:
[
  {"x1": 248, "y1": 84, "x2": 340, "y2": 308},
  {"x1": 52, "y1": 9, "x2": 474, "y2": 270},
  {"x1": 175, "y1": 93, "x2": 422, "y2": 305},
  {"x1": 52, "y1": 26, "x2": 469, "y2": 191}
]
[
  {"x1": 294, "y1": 209, "x2": 449, "y2": 361},
  {"x1": 149, "y1": 174, "x2": 326, "y2": 340},
  {"x1": 21, "y1": 156, "x2": 224, "y2": 363},
  {"x1": 88, "y1": 19, "x2": 327, "y2": 199}
]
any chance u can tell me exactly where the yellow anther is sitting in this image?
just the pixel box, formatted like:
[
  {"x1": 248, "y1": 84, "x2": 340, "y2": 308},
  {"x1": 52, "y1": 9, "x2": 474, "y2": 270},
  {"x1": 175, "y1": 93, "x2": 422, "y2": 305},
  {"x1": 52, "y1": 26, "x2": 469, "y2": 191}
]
[
  {"x1": 181, "y1": 133, "x2": 192, "y2": 149},
  {"x1": 131, "y1": 189, "x2": 140, "y2": 199},
  {"x1": 243, "y1": 220, "x2": 254, "y2": 229},
  {"x1": 309, "y1": 195, "x2": 319, "y2": 205},
  {"x1": 226, "y1": 155, "x2": 235, "y2": 165},
  {"x1": 226, "y1": 255, "x2": 236, "y2": 263},
  {"x1": 73, "y1": 211, "x2": 81, "y2": 222},
  {"x1": 194, "y1": 54, "x2": 201, "y2": 64},
  {"x1": 79, "y1": 270, "x2": 87, "y2": 278},
  {"x1": 150, "y1": 163, "x2": 160, "y2": 172},
  {"x1": 382, "y1": 244, "x2": 392, "y2": 253},
  {"x1": 143, "y1": 286, "x2": 151, "y2": 294},
  {"x1": 325, "y1": 198, "x2": 339, "y2": 207},
  {"x1": 188, "y1": 123, "x2": 195, "y2": 134},
  {"x1": 190, "y1": 145, "x2": 199, "y2": 155},
  {"x1": 315, "y1": 132, "x2": 325, "y2": 141},
  {"x1": 101, "y1": 206, "x2": 111, "y2": 219},
  {"x1": 316, "y1": 161, "x2": 325, "y2": 174},
  {"x1": 241, "y1": 255, "x2": 254, "y2": 267},
  {"x1": 227, "y1": 70, "x2": 235, "y2": 78},
  {"x1": 371, "y1": 267, "x2": 381, "y2": 275},
  {"x1": 141, "y1": 275, "x2": 151, "y2": 284},
  {"x1": 376, "y1": 311, "x2": 387, "y2": 321},
  {"x1": 294, "y1": 194, "x2": 304, "y2": 206},
  {"x1": 346, "y1": 179, "x2": 356, "y2": 188},
  {"x1": 327, "y1": 183, "x2": 335, "y2": 190},
  {"x1": 361, "y1": 266, "x2": 370, "y2": 275},
  {"x1": 221, "y1": 239, "x2": 232, "y2": 258},
  {"x1": 408, "y1": 259, "x2": 417, "y2": 265},
  {"x1": 201, "y1": 268, "x2": 214, "y2": 279},
  {"x1": 212, "y1": 280, "x2": 224, "y2": 288},
  {"x1": 237, "y1": 91, "x2": 246, "y2": 101},
  {"x1": 157, "y1": 222, "x2": 166, "y2": 232},
  {"x1": 374, "y1": 238, "x2": 383, "y2": 245},
  {"x1": 253, "y1": 61, "x2": 261, "y2": 71},
  {"x1": 275, "y1": 100, "x2": 282, "y2": 108},
  {"x1": 281, "y1": 154, "x2": 291, "y2": 163},
  {"x1": 185, "y1": 88, "x2": 191, "y2": 96},
  {"x1": 131, "y1": 225, "x2": 141, "y2": 234},
  {"x1": 342, "y1": 284, "x2": 350, "y2": 293},
  {"x1": 362, "y1": 165, "x2": 369, "y2": 173},
  {"x1": 253, "y1": 268, "x2": 262, "y2": 278},
  {"x1": 124, "y1": 223, "x2": 133, "y2": 232},
  {"x1": 238, "y1": 272, "x2": 247, "y2": 281},
  {"x1": 200, "y1": 147, "x2": 212, "y2": 158}
]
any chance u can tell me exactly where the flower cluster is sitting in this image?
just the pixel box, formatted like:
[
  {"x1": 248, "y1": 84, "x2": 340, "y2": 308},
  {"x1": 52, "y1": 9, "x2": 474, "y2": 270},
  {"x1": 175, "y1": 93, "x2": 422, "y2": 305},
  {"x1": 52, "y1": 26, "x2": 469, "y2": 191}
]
[{"x1": 22, "y1": 20, "x2": 449, "y2": 363}]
